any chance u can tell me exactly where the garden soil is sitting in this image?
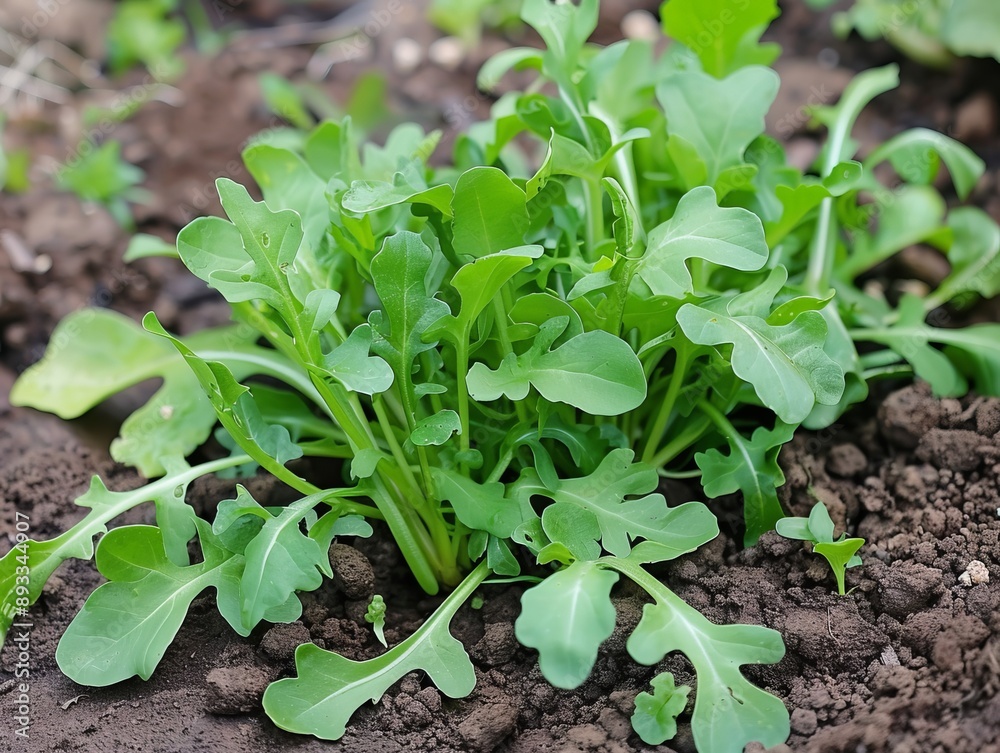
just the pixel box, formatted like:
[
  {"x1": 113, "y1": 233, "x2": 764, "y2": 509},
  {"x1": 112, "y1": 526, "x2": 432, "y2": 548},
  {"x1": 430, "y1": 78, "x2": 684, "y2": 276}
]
[{"x1": 2, "y1": 1, "x2": 1000, "y2": 751}]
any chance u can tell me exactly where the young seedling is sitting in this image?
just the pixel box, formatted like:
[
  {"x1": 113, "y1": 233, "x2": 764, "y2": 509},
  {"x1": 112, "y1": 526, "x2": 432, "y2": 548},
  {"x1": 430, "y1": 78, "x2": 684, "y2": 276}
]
[
  {"x1": 365, "y1": 595, "x2": 388, "y2": 648},
  {"x1": 775, "y1": 502, "x2": 865, "y2": 595},
  {"x1": 56, "y1": 141, "x2": 148, "y2": 227},
  {"x1": 631, "y1": 672, "x2": 691, "y2": 746}
]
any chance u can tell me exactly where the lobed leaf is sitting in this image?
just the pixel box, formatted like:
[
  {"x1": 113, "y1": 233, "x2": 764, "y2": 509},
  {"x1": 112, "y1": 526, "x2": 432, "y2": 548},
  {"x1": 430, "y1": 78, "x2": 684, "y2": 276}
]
[
  {"x1": 263, "y1": 563, "x2": 489, "y2": 740},
  {"x1": 657, "y1": 68, "x2": 779, "y2": 187},
  {"x1": 467, "y1": 319, "x2": 647, "y2": 416},
  {"x1": 678, "y1": 304, "x2": 845, "y2": 423},
  {"x1": 637, "y1": 187, "x2": 769, "y2": 298},
  {"x1": 56, "y1": 522, "x2": 243, "y2": 685},
  {"x1": 696, "y1": 420, "x2": 796, "y2": 546},
  {"x1": 623, "y1": 559, "x2": 789, "y2": 753},
  {"x1": 632, "y1": 672, "x2": 691, "y2": 745}
]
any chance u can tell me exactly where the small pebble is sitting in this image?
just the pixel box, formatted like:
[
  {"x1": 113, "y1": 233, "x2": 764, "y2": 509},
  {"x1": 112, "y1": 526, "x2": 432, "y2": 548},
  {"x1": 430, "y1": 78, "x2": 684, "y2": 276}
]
[
  {"x1": 958, "y1": 560, "x2": 990, "y2": 587},
  {"x1": 953, "y1": 91, "x2": 997, "y2": 143},
  {"x1": 817, "y1": 47, "x2": 839, "y2": 68},
  {"x1": 621, "y1": 10, "x2": 659, "y2": 41},
  {"x1": 429, "y1": 36, "x2": 464, "y2": 71},
  {"x1": 392, "y1": 37, "x2": 423, "y2": 74}
]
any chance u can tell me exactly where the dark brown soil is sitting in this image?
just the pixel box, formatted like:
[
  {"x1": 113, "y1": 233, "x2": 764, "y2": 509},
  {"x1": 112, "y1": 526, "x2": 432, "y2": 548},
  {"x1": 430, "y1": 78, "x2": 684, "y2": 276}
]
[{"x1": 2, "y1": 0, "x2": 1000, "y2": 751}]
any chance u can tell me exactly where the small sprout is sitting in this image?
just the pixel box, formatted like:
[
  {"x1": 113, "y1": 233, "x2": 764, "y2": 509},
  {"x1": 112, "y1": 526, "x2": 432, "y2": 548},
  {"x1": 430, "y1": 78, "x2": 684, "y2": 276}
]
[
  {"x1": 365, "y1": 595, "x2": 387, "y2": 648},
  {"x1": 56, "y1": 141, "x2": 147, "y2": 227},
  {"x1": 631, "y1": 672, "x2": 691, "y2": 745},
  {"x1": 776, "y1": 502, "x2": 865, "y2": 595},
  {"x1": 470, "y1": 595, "x2": 485, "y2": 610}
]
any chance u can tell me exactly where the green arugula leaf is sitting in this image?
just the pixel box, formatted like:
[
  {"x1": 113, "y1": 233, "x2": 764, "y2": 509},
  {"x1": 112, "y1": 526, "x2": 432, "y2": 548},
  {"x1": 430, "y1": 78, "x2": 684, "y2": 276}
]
[
  {"x1": 864, "y1": 128, "x2": 984, "y2": 199},
  {"x1": 213, "y1": 487, "x2": 338, "y2": 630},
  {"x1": 814, "y1": 539, "x2": 866, "y2": 595},
  {"x1": 244, "y1": 144, "x2": 330, "y2": 250},
  {"x1": 433, "y1": 247, "x2": 543, "y2": 346},
  {"x1": 56, "y1": 522, "x2": 244, "y2": 685},
  {"x1": 124, "y1": 233, "x2": 178, "y2": 261},
  {"x1": 432, "y1": 469, "x2": 537, "y2": 538},
  {"x1": 840, "y1": 185, "x2": 947, "y2": 280},
  {"x1": 941, "y1": 0, "x2": 1000, "y2": 61},
  {"x1": 304, "y1": 118, "x2": 357, "y2": 181},
  {"x1": 695, "y1": 418, "x2": 796, "y2": 545},
  {"x1": 369, "y1": 231, "x2": 452, "y2": 423},
  {"x1": 467, "y1": 318, "x2": 647, "y2": 415},
  {"x1": 632, "y1": 672, "x2": 691, "y2": 745},
  {"x1": 519, "y1": 448, "x2": 719, "y2": 560},
  {"x1": 657, "y1": 68, "x2": 779, "y2": 187},
  {"x1": 520, "y1": 0, "x2": 598, "y2": 72},
  {"x1": 610, "y1": 556, "x2": 789, "y2": 753},
  {"x1": 57, "y1": 140, "x2": 147, "y2": 227},
  {"x1": 477, "y1": 47, "x2": 544, "y2": 91},
  {"x1": 776, "y1": 502, "x2": 864, "y2": 594},
  {"x1": 365, "y1": 595, "x2": 388, "y2": 648},
  {"x1": 178, "y1": 179, "x2": 303, "y2": 325},
  {"x1": 677, "y1": 304, "x2": 845, "y2": 423},
  {"x1": 320, "y1": 324, "x2": 395, "y2": 395},
  {"x1": 106, "y1": 0, "x2": 184, "y2": 78},
  {"x1": 9, "y1": 310, "x2": 256, "y2": 476},
  {"x1": 853, "y1": 295, "x2": 1000, "y2": 398},
  {"x1": 929, "y1": 207, "x2": 1000, "y2": 306},
  {"x1": 0, "y1": 455, "x2": 249, "y2": 646},
  {"x1": 144, "y1": 314, "x2": 318, "y2": 495},
  {"x1": 636, "y1": 187, "x2": 769, "y2": 298},
  {"x1": 514, "y1": 561, "x2": 619, "y2": 688},
  {"x1": 342, "y1": 172, "x2": 454, "y2": 218},
  {"x1": 452, "y1": 167, "x2": 529, "y2": 258},
  {"x1": 263, "y1": 562, "x2": 489, "y2": 740},
  {"x1": 410, "y1": 410, "x2": 462, "y2": 446},
  {"x1": 661, "y1": 0, "x2": 780, "y2": 77},
  {"x1": 258, "y1": 73, "x2": 315, "y2": 130}
]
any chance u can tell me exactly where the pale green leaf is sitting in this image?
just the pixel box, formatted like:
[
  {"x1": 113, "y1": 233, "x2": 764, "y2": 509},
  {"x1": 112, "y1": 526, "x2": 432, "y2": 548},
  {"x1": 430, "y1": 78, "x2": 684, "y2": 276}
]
[{"x1": 514, "y1": 561, "x2": 618, "y2": 689}]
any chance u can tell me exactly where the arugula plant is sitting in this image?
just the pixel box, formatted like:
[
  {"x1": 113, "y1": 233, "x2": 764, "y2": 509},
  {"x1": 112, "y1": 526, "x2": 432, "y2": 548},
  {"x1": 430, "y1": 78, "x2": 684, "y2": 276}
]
[
  {"x1": 107, "y1": 0, "x2": 228, "y2": 80},
  {"x1": 776, "y1": 502, "x2": 864, "y2": 595},
  {"x1": 56, "y1": 141, "x2": 148, "y2": 228},
  {"x1": 429, "y1": 0, "x2": 523, "y2": 45},
  {"x1": 5, "y1": 0, "x2": 999, "y2": 750},
  {"x1": 806, "y1": 0, "x2": 1000, "y2": 67}
]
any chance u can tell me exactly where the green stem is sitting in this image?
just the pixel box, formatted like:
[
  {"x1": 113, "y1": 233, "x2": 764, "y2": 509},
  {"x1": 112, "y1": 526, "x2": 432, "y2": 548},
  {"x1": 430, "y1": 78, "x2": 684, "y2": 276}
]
[
  {"x1": 455, "y1": 339, "x2": 472, "y2": 457},
  {"x1": 325, "y1": 499, "x2": 385, "y2": 520},
  {"x1": 598, "y1": 555, "x2": 681, "y2": 609},
  {"x1": 492, "y1": 293, "x2": 529, "y2": 425},
  {"x1": 368, "y1": 475, "x2": 444, "y2": 593},
  {"x1": 641, "y1": 344, "x2": 691, "y2": 464},
  {"x1": 486, "y1": 450, "x2": 514, "y2": 484},
  {"x1": 697, "y1": 399, "x2": 737, "y2": 437},
  {"x1": 603, "y1": 256, "x2": 638, "y2": 338},
  {"x1": 658, "y1": 468, "x2": 703, "y2": 479},
  {"x1": 371, "y1": 397, "x2": 423, "y2": 498},
  {"x1": 805, "y1": 67, "x2": 899, "y2": 295},
  {"x1": 648, "y1": 413, "x2": 712, "y2": 467},
  {"x1": 584, "y1": 179, "x2": 604, "y2": 259}
]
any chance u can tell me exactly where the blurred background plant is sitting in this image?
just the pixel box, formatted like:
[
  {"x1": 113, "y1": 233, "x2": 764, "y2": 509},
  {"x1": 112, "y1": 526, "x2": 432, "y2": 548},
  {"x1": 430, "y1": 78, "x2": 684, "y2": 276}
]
[{"x1": 807, "y1": 0, "x2": 1000, "y2": 67}]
